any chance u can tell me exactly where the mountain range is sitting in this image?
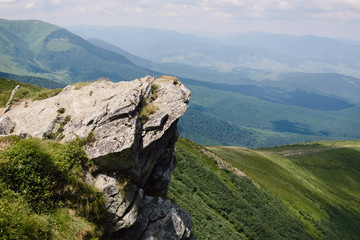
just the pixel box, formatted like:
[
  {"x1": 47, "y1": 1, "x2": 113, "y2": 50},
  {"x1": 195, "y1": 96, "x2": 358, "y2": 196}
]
[
  {"x1": 1, "y1": 18, "x2": 359, "y2": 148},
  {"x1": 68, "y1": 25, "x2": 360, "y2": 79},
  {"x1": 0, "y1": 18, "x2": 360, "y2": 240}
]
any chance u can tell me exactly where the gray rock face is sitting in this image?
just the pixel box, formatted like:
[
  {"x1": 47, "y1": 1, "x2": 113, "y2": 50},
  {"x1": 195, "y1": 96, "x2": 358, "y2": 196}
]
[
  {"x1": 0, "y1": 76, "x2": 192, "y2": 239},
  {"x1": 117, "y1": 196, "x2": 192, "y2": 240},
  {"x1": 0, "y1": 116, "x2": 15, "y2": 135}
]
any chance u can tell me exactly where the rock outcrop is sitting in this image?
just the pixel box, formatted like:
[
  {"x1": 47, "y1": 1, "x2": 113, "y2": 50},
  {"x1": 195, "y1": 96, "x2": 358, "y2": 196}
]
[{"x1": 0, "y1": 76, "x2": 193, "y2": 239}]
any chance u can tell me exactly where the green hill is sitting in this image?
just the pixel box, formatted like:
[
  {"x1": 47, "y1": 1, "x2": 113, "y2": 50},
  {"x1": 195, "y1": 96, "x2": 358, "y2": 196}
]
[
  {"x1": 0, "y1": 19, "x2": 158, "y2": 83},
  {"x1": 178, "y1": 84, "x2": 360, "y2": 148},
  {"x1": 168, "y1": 137, "x2": 360, "y2": 239}
]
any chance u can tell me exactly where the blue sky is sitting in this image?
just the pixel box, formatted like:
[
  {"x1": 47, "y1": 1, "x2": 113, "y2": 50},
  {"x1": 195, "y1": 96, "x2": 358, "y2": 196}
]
[{"x1": 1, "y1": 0, "x2": 360, "y2": 39}]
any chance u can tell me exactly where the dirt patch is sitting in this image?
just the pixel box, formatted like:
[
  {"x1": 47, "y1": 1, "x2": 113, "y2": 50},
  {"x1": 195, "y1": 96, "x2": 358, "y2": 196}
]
[
  {"x1": 201, "y1": 148, "x2": 247, "y2": 178},
  {"x1": 0, "y1": 108, "x2": 5, "y2": 117},
  {"x1": 5, "y1": 99, "x2": 30, "y2": 113},
  {"x1": 202, "y1": 148, "x2": 261, "y2": 188}
]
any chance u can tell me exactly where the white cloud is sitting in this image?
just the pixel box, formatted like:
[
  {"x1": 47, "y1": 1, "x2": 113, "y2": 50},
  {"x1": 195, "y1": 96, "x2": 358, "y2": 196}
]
[{"x1": 0, "y1": 0, "x2": 360, "y2": 39}]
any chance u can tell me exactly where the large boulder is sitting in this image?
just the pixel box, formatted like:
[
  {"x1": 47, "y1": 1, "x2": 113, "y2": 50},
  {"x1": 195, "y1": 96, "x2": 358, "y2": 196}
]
[{"x1": 0, "y1": 76, "x2": 192, "y2": 239}]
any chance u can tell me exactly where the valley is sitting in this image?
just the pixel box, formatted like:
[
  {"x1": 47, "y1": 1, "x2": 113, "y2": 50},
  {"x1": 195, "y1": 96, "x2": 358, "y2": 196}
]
[{"x1": 0, "y1": 17, "x2": 360, "y2": 240}]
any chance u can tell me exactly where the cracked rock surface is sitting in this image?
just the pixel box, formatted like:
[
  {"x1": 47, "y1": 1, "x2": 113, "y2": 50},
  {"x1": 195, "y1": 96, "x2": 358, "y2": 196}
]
[{"x1": 0, "y1": 76, "x2": 193, "y2": 240}]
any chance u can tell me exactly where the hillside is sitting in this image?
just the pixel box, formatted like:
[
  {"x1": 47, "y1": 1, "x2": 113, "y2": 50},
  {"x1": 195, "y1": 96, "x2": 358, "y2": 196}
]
[
  {"x1": 0, "y1": 19, "x2": 158, "y2": 83},
  {"x1": 168, "y1": 137, "x2": 360, "y2": 239},
  {"x1": 178, "y1": 84, "x2": 360, "y2": 148}
]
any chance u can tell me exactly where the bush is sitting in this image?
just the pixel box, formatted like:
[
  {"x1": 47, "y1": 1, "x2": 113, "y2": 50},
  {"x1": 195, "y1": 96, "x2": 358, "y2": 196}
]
[
  {"x1": 0, "y1": 139, "x2": 59, "y2": 211},
  {"x1": 0, "y1": 139, "x2": 94, "y2": 212},
  {"x1": 0, "y1": 138, "x2": 105, "y2": 238},
  {"x1": 0, "y1": 185, "x2": 53, "y2": 239}
]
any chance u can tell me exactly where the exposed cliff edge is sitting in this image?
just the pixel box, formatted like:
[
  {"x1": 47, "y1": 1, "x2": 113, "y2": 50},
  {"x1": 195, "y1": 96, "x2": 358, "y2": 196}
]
[{"x1": 0, "y1": 76, "x2": 193, "y2": 239}]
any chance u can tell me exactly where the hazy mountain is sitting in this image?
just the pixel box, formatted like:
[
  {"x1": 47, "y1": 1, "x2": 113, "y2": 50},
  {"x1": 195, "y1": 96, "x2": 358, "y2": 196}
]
[
  {"x1": 67, "y1": 25, "x2": 360, "y2": 78},
  {"x1": 215, "y1": 31, "x2": 360, "y2": 60},
  {"x1": 0, "y1": 19, "x2": 158, "y2": 83},
  {"x1": 87, "y1": 38, "x2": 256, "y2": 84},
  {"x1": 88, "y1": 37, "x2": 360, "y2": 105}
]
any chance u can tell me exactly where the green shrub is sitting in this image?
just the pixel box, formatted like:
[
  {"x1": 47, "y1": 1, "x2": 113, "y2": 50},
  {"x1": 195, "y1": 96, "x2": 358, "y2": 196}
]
[
  {"x1": 0, "y1": 185, "x2": 53, "y2": 239},
  {"x1": 53, "y1": 141, "x2": 88, "y2": 172},
  {"x1": 0, "y1": 139, "x2": 96, "y2": 213},
  {"x1": 173, "y1": 78, "x2": 179, "y2": 85},
  {"x1": 13, "y1": 88, "x2": 30, "y2": 100},
  {"x1": 57, "y1": 107, "x2": 65, "y2": 114},
  {"x1": 0, "y1": 139, "x2": 59, "y2": 211},
  {"x1": 151, "y1": 83, "x2": 159, "y2": 92},
  {"x1": 0, "y1": 135, "x2": 20, "y2": 151},
  {"x1": 0, "y1": 134, "x2": 105, "y2": 238}
]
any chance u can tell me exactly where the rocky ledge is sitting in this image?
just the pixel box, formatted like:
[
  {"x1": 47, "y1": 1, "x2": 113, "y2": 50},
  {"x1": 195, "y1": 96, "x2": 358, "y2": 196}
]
[{"x1": 0, "y1": 76, "x2": 193, "y2": 239}]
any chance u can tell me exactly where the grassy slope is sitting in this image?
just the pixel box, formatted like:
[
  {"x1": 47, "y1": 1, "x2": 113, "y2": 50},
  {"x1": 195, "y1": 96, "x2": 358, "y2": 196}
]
[
  {"x1": 178, "y1": 84, "x2": 360, "y2": 148},
  {"x1": 207, "y1": 140, "x2": 360, "y2": 239},
  {"x1": 168, "y1": 137, "x2": 312, "y2": 240},
  {"x1": 0, "y1": 77, "x2": 61, "y2": 107},
  {"x1": 0, "y1": 136, "x2": 105, "y2": 239}
]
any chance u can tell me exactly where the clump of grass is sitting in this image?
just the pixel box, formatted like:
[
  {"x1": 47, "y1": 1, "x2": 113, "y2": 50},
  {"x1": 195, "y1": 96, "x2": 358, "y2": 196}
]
[
  {"x1": 139, "y1": 98, "x2": 159, "y2": 124},
  {"x1": 151, "y1": 83, "x2": 159, "y2": 92},
  {"x1": 57, "y1": 107, "x2": 65, "y2": 114},
  {"x1": 151, "y1": 83, "x2": 160, "y2": 100},
  {"x1": 159, "y1": 75, "x2": 179, "y2": 85},
  {"x1": 76, "y1": 131, "x2": 96, "y2": 147},
  {"x1": 72, "y1": 82, "x2": 93, "y2": 90},
  {"x1": 72, "y1": 78, "x2": 110, "y2": 90},
  {"x1": 32, "y1": 88, "x2": 62, "y2": 101},
  {"x1": 45, "y1": 109, "x2": 71, "y2": 141}
]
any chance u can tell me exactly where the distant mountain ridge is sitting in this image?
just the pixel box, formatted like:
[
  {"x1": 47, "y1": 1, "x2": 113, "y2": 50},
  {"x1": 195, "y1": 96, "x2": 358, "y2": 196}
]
[
  {"x1": 67, "y1": 25, "x2": 360, "y2": 78},
  {"x1": 88, "y1": 37, "x2": 360, "y2": 105}
]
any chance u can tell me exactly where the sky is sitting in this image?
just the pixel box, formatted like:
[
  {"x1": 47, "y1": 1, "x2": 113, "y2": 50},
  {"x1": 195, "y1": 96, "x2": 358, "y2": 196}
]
[{"x1": 1, "y1": 0, "x2": 360, "y2": 39}]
